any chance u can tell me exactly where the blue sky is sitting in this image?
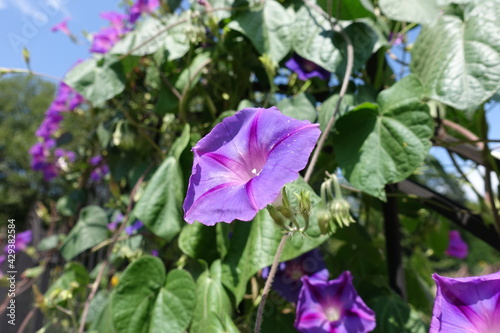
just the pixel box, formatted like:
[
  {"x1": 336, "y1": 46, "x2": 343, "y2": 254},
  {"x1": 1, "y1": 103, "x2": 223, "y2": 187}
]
[{"x1": 0, "y1": 0, "x2": 122, "y2": 79}]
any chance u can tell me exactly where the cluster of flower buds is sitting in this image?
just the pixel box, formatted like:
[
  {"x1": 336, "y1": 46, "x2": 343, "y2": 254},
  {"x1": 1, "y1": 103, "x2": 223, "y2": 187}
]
[
  {"x1": 318, "y1": 173, "x2": 355, "y2": 234},
  {"x1": 266, "y1": 187, "x2": 312, "y2": 234}
]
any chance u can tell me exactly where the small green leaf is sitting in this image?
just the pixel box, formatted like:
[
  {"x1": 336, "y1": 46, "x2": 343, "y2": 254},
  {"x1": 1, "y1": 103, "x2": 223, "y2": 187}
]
[
  {"x1": 228, "y1": 1, "x2": 292, "y2": 62},
  {"x1": 133, "y1": 157, "x2": 184, "y2": 242},
  {"x1": 277, "y1": 93, "x2": 317, "y2": 123},
  {"x1": 60, "y1": 206, "x2": 108, "y2": 261},
  {"x1": 112, "y1": 257, "x2": 196, "y2": 333},
  {"x1": 333, "y1": 75, "x2": 433, "y2": 200},
  {"x1": 65, "y1": 55, "x2": 126, "y2": 106},
  {"x1": 379, "y1": 0, "x2": 440, "y2": 24},
  {"x1": 411, "y1": 1, "x2": 500, "y2": 110}
]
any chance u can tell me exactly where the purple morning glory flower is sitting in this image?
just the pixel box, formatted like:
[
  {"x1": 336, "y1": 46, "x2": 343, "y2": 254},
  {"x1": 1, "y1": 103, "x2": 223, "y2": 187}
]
[
  {"x1": 125, "y1": 220, "x2": 144, "y2": 235},
  {"x1": 262, "y1": 249, "x2": 327, "y2": 303},
  {"x1": 151, "y1": 249, "x2": 159, "y2": 257},
  {"x1": 183, "y1": 106, "x2": 321, "y2": 226},
  {"x1": 128, "y1": 0, "x2": 160, "y2": 23},
  {"x1": 431, "y1": 271, "x2": 500, "y2": 332},
  {"x1": 4, "y1": 230, "x2": 32, "y2": 253},
  {"x1": 445, "y1": 230, "x2": 468, "y2": 259},
  {"x1": 285, "y1": 54, "x2": 331, "y2": 81},
  {"x1": 295, "y1": 270, "x2": 376, "y2": 333}
]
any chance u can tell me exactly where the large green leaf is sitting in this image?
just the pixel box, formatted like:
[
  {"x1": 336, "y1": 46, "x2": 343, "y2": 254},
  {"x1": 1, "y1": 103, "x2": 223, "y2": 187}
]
[
  {"x1": 411, "y1": 1, "x2": 500, "y2": 110},
  {"x1": 60, "y1": 206, "x2": 108, "y2": 261},
  {"x1": 228, "y1": 0, "x2": 292, "y2": 62},
  {"x1": 111, "y1": 14, "x2": 190, "y2": 60},
  {"x1": 112, "y1": 257, "x2": 196, "y2": 333},
  {"x1": 368, "y1": 295, "x2": 428, "y2": 333},
  {"x1": 221, "y1": 178, "x2": 329, "y2": 303},
  {"x1": 190, "y1": 260, "x2": 233, "y2": 333},
  {"x1": 333, "y1": 75, "x2": 433, "y2": 200},
  {"x1": 291, "y1": 6, "x2": 379, "y2": 76},
  {"x1": 64, "y1": 56, "x2": 126, "y2": 106},
  {"x1": 317, "y1": 0, "x2": 374, "y2": 20},
  {"x1": 277, "y1": 93, "x2": 317, "y2": 123},
  {"x1": 379, "y1": 0, "x2": 440, "y2": 24},
  {"x1": 133, "y1": 126, "x2": 189, "y2": 241}
]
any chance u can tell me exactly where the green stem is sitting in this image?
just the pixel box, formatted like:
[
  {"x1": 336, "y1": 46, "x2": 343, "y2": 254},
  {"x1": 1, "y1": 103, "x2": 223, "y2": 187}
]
[{"x1": 254, "y1": 233, "x2": 290, "y2": 333}]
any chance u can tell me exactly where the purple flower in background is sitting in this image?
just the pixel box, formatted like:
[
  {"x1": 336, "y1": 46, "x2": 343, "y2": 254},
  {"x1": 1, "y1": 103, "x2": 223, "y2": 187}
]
[
  {"x1": 151, "y1": 249, "x2": 159, "y2": 257},
  {"x1": 89, "y1": 155, "x2": 103, "y2": 166},
  {"x1": 183, "y1": 107, "x2": 321, "y2": 226},
  {"x1": 107, "y1": 213, "x2": 124, "y2": 231},
  {"x1": 4, "y1": 230, "x2": 32, "y2": 253},
  {"x1": 262, "y1": 249, "x2": 327, "y2": 303},
  {"x1": 125, "y1": 220, "x2": 144, "y2": 235},
  {"x1": 286, "y1": 54, "x2": 331, "y2": 81},
  {"x1": 445, "y1": 230, "x2": 468, "y2": 259},
  {"x1": 129, "y1": 0, "x2": 160, "y2": 23},
  {"x1": 430, "y1": 271, "x2": 500, "y2": 332},
  {"x1": 295, "y1": 270, "x2": 376, "y2": 333}
]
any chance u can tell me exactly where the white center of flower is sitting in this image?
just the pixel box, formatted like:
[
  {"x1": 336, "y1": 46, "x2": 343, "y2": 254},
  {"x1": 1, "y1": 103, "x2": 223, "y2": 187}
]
[
  {"x1": 252, "y1": 168, "x2": 258, "y2": 175},
  {"x1": 325, "y1": 306, "x2": 341, "y2": 322}
]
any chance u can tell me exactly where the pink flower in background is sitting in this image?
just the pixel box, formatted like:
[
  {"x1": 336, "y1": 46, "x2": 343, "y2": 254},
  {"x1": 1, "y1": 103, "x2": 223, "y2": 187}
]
[
  {"x1": 51, "y1": 18, "x2": 71, "y2": 36},
  {"x1": 100, "y1": 11, "x2": 127, "y2": 31},
  {"x1": 129, "y1": 0, "x2": 160, "y2": 23},
  {"x1": 183, "y1": 107, "x2": 320, "y2": 225},
  {"x1": 430, "y1": 271, "x2": 500, "y2": 332},
  {"x1": 295, "y1": 270, "x2": 376, "y2": 333},
  {"x1": 445, "y1": 230, "x2": 468, "y2": 259}
]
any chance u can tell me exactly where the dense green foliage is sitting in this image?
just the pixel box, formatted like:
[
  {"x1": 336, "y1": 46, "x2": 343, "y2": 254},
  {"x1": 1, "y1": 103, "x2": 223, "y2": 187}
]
[{"x1": 3, "y1": 0, "x2": 500, "y2": 332}]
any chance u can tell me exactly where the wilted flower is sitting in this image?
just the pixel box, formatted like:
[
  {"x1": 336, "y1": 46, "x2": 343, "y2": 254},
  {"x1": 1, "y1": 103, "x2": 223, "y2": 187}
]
[
  {"x1": 51, "y1": 18, "x2": 71, "y2": 36},
  {"x1": 445, "y1": 230, "x2": 468, "y2": 259},
  {"x1": 183, "y1": 107, "x2": 321, "y2": 225},
  {"x1": 128, "y1": 0, "x2": 160, "y2": 23},
  {"x1": 295, "y1": 270, "x2": 376, "y2": 333},
  {"x1": 262, "y1": 249, "x2": 326, "y2": 302},
  {"x1": 285, "y1": 54, "x2": 331, "y2": 81},
  {"x1": 431, "y1": 271, "x2": 500, "y2": 332}
]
